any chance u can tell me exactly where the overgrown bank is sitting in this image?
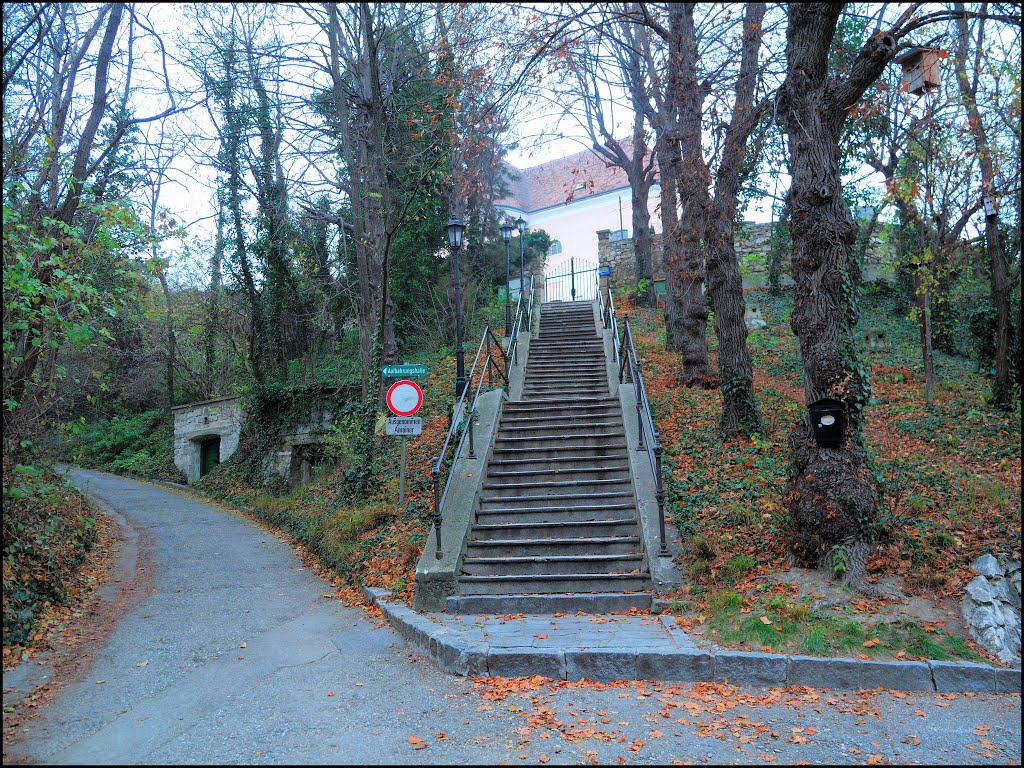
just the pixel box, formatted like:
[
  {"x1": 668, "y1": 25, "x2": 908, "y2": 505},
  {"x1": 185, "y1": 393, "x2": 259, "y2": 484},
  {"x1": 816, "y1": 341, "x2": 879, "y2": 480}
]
[
  {"x1": 625, "y1": 286, "x2": 1020, "y2": 663},
  {"x1": 2, "y1": 466, "x2": 100, "y2": 665}
]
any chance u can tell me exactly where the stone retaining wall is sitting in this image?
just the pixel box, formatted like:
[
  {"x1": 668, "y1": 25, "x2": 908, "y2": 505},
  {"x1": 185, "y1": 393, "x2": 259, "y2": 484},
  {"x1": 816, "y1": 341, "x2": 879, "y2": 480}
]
[{"x1": 597, "y1": 222, "x2": 893, "y2": 292}]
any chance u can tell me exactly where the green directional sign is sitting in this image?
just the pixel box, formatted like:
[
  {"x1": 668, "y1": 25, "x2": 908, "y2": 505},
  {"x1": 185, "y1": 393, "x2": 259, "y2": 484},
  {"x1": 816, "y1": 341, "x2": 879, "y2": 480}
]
[{"x1": 381, "y1": 364, "x2": 427, "y2": 378}]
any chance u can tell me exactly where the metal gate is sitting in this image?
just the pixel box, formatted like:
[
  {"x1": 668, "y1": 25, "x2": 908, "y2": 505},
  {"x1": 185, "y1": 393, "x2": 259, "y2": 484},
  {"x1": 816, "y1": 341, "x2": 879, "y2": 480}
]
[{"x1": 544, "y1": 258, "x2": 598, "y2": 302}]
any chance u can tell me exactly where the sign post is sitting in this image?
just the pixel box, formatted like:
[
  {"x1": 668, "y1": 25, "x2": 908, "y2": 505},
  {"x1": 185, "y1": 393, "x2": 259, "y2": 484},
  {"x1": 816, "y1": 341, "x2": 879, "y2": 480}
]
[{"x1": 385, "y1": 380, "x2": 424, "y2": 506}]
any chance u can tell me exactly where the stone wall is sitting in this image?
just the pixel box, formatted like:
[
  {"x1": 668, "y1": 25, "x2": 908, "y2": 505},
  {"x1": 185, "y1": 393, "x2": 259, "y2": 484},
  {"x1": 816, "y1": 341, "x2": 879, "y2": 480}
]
[
  {"x1": 172, "y1": 397, "x2": 339, "y2": 487},
  {"x1": 171, "y1": 396, "x2": 244, "y2": 484},
  {"x1": 597, "y1": 222, "x2": 893, "y2": 293},
  {"x1": 266, "y1": 409, "x2": 338, "y2": 487}
]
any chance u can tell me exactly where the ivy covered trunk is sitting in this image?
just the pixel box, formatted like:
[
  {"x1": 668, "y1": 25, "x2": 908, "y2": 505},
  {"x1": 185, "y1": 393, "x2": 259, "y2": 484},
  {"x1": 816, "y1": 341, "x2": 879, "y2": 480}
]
[
  {"x1": 778, "y1": 4, "x2": 894, "y2": 591},
  {"x1": 706, "y1": 211, "x2": 761, "y2": 436}
]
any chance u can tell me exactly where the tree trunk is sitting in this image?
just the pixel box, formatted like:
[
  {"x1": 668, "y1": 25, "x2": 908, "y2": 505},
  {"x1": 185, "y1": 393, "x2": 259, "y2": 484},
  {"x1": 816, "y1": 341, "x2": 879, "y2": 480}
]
[
  {"x1": 206, "y1": 209, "x2": 224, "y2": 397},
  {"x1": 767, "y1": 205, "x2": 789, "y2": 296},
  {"x1": 666, "y1": 4, "x2": 711, "y2": 383},
  {"x1": 954, "y1": 5, "x2": 1012, "y2": 406},
  {"x1": 777, "y1": 4, "x2": 894, "y2": 592},
  {"x1": 631, "y1": 178, "x2": 656, "y2": 305},
  {"x1": 705, "y1": 2, "x2": 767, "y2": 436}
]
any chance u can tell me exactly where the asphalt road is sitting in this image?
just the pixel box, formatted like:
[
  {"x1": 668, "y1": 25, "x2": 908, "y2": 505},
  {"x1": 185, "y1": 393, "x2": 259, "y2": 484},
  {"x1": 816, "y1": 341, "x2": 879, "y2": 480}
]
[{"x1": 4, "y1": 469, "x2": 1020, "y2": 765}]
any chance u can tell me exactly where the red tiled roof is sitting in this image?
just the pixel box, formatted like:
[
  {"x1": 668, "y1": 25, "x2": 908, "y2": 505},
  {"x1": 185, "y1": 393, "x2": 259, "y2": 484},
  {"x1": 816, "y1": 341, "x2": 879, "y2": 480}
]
[{"x1": 497, "y1": 141, "x2": 643, "y2": 213}]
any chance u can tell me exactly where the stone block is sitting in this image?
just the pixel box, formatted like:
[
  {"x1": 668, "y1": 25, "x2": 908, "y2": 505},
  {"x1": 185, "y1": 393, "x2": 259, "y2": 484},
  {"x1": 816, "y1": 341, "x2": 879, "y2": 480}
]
[
  {"x1": 928, "y1": 660, "x2": 997, "y2": 692},
  {"x1": 713, "y1": 651, "x2": 788, "y2": 687},
  {"x1": 788, "y1": 656, "x2": 932, "y2": 691},
  {"x1": 994, "y1": 666, "x2": 1021, "y2": 692},
  {"x1": 788, "y1": 656, "x2": 856, "y2": 689},
  {"x1": 430, "y1": 634, "x2": 487, "y2": 676},
  {"x1": 488, "y1": 648, "x2": 565, "y2": 680},
  {"x1": 565, "y1": 648, "x2": 638, "y2": 683},
  {"x1": 854, "y1": 660, "x2": 934, "y2": 691},
  {"x1": 636, "y1": 648, "x2": 713, "y2": 682}
]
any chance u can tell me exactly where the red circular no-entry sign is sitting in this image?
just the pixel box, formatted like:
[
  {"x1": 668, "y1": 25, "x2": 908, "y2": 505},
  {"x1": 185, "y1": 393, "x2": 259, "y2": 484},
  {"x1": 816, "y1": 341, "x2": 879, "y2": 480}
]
[{"x1": 385, "y1": 379, "x2": 423, "y2": 417}]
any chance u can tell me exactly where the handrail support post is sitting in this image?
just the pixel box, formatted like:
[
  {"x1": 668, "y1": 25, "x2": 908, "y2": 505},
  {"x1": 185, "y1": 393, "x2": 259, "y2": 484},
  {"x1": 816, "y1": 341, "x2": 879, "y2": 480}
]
[
  {"x1": 655, "y1": 442, "x2": 669, "y2": 557},
  {"x1": 432, "y1": 463, "x2": 442, "y2": 559}
]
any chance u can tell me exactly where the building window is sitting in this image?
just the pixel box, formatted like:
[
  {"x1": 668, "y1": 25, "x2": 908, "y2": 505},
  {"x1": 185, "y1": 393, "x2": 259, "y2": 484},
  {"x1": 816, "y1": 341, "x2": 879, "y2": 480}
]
[
  {"x1": 549, "y1": 240, "x2": 562, "y2": 255},
  {"x1": 609, "y1": 229, "x2": 628, "y2": 241}
]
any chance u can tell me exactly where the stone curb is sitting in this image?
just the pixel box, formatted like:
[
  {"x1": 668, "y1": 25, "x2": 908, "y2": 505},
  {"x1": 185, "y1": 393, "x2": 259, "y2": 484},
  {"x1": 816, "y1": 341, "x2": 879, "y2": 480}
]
[{"x1": 361, "y1": 587, "x2": 1022, "y2": 694}]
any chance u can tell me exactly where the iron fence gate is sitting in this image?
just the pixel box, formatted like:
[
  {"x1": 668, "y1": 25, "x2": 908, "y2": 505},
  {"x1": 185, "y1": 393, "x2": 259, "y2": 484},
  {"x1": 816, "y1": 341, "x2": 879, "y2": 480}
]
[{"x1": 544, "y1": 258, "x2": 598, "y2": 302}]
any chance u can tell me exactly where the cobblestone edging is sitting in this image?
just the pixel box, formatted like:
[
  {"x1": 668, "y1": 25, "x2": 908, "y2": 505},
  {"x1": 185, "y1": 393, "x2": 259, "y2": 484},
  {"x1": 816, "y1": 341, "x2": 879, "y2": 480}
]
[{"x1": 362, "y1": 587, "x2": 1022, "y2": 694}]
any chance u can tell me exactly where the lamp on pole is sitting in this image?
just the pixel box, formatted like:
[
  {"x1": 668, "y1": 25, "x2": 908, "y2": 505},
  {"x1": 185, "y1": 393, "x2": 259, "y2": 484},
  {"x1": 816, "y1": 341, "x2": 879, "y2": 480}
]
[
  {"x1": 446, "y1": 217, "x2": 467, "y2": 399},
  {"x1": 500, "y1": 221, "x2": 514, "y2": 336},
  {"x1": 516, "y1": 216, "x2": 527, "y2": 304}
]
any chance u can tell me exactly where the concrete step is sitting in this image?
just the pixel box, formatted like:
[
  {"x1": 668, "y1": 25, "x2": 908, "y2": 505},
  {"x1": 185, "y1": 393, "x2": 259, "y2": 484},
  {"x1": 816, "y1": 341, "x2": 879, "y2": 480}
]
[
  {"x1": 489, "y1": 448, "x2": 630, "y2": 466},
  {"x1": 520, "y1": 388, "x2": 611, "y2": 399},
  {"x1": 496, "y1": 422, "x2": 623, "y2": 439},
  {"x1": 478, "y1": 490, "x2": 636, "y2": 509},
  {"x1": 485, "y1": 464, "x2": 630, "y2": 480},
  {"x1": 475, "y1": 503, "x2": 637, "y2": 524},
  {"x1": 445, "y1": 592, "x2": 653, "y2": 614},
  {"x1": 486, "y1": 455, "x2": 627, "y2": 473},
  {"x1": 492, "y1": 432, "x2": 623, "y2": 450},
  {"x1": 503, "y1": 399, "x2": 618, "y2": 413},
  {"x1": 526, "y1": 352, "x2": 604, "y2": 362},
  {"x1": 500, "y1": 411, "x2": 620, "y2": 425},
  {"x1": 467, "y1": 536, "x2": 642, "y2": 556},
  {"x1": 457, "y1": 572, "x2": 651, "y2": 595},
  {"x1": 482, "y1": 476, "x2": 633, "y2": 493},
  {"x1": 462, "y1": 553, "x2": 644, "y2": 577},
  {"x1": 470, "y1": 518, "x2": 641, "y2": 540}
]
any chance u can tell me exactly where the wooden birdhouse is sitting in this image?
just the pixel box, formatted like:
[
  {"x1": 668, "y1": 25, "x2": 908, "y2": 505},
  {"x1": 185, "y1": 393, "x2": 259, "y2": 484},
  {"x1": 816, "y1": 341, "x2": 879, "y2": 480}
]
[{"x1": 895, "y1": 47, "x2": 942, "y2": 96}]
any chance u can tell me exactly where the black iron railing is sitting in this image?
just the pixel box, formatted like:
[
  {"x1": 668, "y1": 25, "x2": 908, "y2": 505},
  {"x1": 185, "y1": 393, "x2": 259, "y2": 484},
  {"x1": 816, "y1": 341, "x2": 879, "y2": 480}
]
[
  {"x1": 545, "y1": 258, "x2": 598, "y2": 302},
  {"x1": 430, "y1": 276, "x2": 535, "y2": 560},
  {"x1": 609, "y1": 293, "x2": 669, "y2": 558}
]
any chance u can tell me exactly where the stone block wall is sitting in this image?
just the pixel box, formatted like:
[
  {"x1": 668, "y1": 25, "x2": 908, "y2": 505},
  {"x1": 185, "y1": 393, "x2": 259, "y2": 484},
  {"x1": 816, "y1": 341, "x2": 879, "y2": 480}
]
[
  {"x1": 597, "y1": 222, "x2": 893, "y2": 293},
  {"x1": 171, "y1": 396, "x2": 244, "y2": 484}
]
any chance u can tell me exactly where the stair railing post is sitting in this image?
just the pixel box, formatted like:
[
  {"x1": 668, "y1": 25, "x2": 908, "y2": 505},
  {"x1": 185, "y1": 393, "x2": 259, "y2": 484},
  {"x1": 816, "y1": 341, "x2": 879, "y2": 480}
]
[
  {"x1": 570, "y1": 257, "x2": 576, "y2": 301},
  {"x1": 467, "y1": 407, "x2": 476, "y2": 458},
  {"x1": 486, "y1": 332, "x2": 492, "y2": 387},
  {"x1": 432, "y1": 462, "x2": 442, "y2": 559},
  {"x1": 655, "y1": 441, "x2": 669, "y2": 557},
  {"x1": 635, "y1": 376, "x2": 646, "y2": 451}
]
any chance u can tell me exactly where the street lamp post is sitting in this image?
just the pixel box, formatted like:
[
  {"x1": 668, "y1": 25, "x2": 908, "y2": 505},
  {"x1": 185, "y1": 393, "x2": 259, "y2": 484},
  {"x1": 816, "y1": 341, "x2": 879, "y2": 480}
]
[
  {"x1": 446, "y1": 217, "x2": 467, "y2": 399},
  {"x1": 500, "y1": 222, "x2": 514, "y2": 336},
  {"x1": 516, "y1": 216, "x2": 527, "y2": 305}
]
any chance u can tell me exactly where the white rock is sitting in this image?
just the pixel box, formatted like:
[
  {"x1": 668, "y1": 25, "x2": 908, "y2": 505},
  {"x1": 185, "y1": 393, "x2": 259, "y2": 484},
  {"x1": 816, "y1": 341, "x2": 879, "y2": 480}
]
[
  {"x1": 972, "y1": 554, "x2": 1003, "y2": 578},
  {"x1": 966, "y1": 575, "x2": 997, "y2": 604}
]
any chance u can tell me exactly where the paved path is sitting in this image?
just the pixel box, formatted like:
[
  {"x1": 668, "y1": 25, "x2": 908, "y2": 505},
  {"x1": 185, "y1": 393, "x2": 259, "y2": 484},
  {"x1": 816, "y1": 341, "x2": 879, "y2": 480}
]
[{"x1": 4, "y1": 469, "x2": 1020, "y2": 765}]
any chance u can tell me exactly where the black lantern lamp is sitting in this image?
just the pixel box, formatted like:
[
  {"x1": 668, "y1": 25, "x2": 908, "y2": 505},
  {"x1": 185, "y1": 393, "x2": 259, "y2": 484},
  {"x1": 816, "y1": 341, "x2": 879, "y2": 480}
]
[
  {"x1": 500, "y1": 221, "x2": 514, "y2": 336},
  {"x1": 808, "y1": 398, "x2": 846, "y2": 447},
  {"x1": 446, "y1": 217, "x2": 467, "y2": 399},
  {"x1": 515, "y1": 216, "x2": 527, "y2": 303}
]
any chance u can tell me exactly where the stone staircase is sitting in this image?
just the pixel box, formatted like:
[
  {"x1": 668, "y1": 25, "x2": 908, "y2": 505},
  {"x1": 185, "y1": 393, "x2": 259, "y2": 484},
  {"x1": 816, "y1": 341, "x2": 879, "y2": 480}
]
[{"x1": 447, "y1": 301, "x2": 653, "y2": 613}]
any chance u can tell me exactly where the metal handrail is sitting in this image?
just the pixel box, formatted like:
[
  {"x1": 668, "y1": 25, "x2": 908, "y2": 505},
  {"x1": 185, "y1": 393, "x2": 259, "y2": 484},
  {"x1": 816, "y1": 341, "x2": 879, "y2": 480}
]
[
  {"x1": 605, "y1": 286, "x2": 620, "y2": 371},
  {"x1": 431, "y1": 323, "x2": 508, "y2": 559},
  {"x1": 509, "y1": 276, "x2": 536, "y2": 363},
  {"x1": 616, "y1": 315, "x2": 669, "y2": 558},
  {"x1": 526, "y1": 274, "x2": 536, "y2": 333}
]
